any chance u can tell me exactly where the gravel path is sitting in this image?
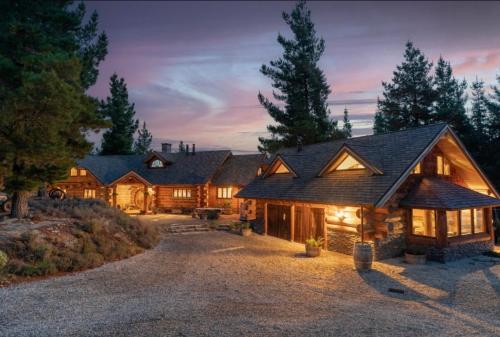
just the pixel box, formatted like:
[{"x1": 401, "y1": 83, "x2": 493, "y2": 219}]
[{"x1": 1, "y1": 216, "x2": 499, "y2": 337}]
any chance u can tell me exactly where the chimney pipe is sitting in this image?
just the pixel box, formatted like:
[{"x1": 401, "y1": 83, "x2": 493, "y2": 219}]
[
  {"x1": 185, "y1": 144, "x2": 189, "y2": 155},
  {"x1": 297, "y1": 136, "x2": 303, "y2": 152},
  {"x1": 192, "y1": 144, "x2": 196, "y2": 155},
  {"x1": 161, "y1": 143, "x2": 172, "y2": 153}
]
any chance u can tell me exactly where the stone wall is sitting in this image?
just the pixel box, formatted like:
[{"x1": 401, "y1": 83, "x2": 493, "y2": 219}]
[
  {"x1": 372, "y1": 211, "x2": 407, "y2": 260},
  {"x1": 327, "y1": 229, "x2": 359, "y2": 255},
  {"x1": 427, "y1": 239, "x2": 494, "y2": 262}
]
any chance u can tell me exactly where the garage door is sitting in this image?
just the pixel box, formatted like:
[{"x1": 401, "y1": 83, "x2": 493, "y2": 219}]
[
  {"x1": 293, "y1": 207, "x2": 325, "y2": 244},
  {"x1": 267, "y1": 204, "x2": 291, "y2": 240}
]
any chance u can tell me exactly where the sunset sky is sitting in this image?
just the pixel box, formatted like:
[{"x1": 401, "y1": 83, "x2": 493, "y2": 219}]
[{"x1": 86, "y1": 1, "x2": 500, "y2": 153}]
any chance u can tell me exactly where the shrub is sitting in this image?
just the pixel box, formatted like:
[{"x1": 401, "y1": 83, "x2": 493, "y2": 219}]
[
  {"x1": 305, "y1": 237, "x2": 324, "y2": 248},
  {"x1": 206, "y1": 209, "x2": 220, "y2": 220},
  {"x1": 0, "y1": 250, "x2": 8, "y2": 270}
]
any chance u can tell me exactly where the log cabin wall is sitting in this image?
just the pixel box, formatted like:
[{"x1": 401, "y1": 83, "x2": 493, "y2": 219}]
[
  {"x1": 54, "y1": 168, "x2": 105, "y2": 200},
  {"x1": 207, "y1": 185, "x2": 241, "y2": 213},
  {"x1": 155, "y1": 184, "x2": 204, "y2": 211}
]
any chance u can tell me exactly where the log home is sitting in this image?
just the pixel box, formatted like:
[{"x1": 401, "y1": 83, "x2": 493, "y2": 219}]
[
  {"x1": 53, "y1": 144, "x2": 264, "y2": 214},
  {"x1": 237, "y1": 123, "x2": 500, "y2": 262}
]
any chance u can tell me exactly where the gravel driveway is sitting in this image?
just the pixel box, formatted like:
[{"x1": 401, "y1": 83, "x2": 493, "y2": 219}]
[{"x1": 1, "y1": 215, "x2": 499, "y2": 337}]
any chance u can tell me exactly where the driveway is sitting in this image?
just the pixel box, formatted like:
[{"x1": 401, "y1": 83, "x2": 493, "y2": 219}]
[{"x1": 1, "y1": 215, "x2": 499, "y2": 337}]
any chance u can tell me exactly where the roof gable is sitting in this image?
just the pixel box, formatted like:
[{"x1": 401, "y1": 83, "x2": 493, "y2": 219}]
[
  {"x1": 264, "y1": 155, "x2": 298, "y2": 177},
  {"x1": 318, "y1": 145, "x2": 383, "y2": 176}
]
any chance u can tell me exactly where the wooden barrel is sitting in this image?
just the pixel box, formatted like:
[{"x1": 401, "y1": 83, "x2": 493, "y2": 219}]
[{"x1": 353, "y1": 242, "x2": 373, "y2": 271}]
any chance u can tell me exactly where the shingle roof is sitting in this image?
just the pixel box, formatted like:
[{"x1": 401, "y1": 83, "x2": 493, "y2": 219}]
[
  {"x1": 77, "y1": 150, "x2": 231, "y2": 185},
  {"x1": 212, "y1": 154, "x2": 265, "y2": 186},
  {"x1": 399, "y1": 177, "x2": 500, "y2": 209},
  {"x1": 236, "y1": 123, "x2": 452, "y2": 206}
]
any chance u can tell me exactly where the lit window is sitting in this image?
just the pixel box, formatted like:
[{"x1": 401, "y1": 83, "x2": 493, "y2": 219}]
[
  {"x1": 461, "y1": 209, "x2": 472, "y2": 235},
  {"x1": 80, "y1": 169, "x2": 87, "y2": 176},
  {"x1": 151, "y1": 159, "x2": 164, "y2": 168},
  {"x1": 474, "y1": 209, "x2": 486, "y2": 233},
  {"x1": 70, "y1": 167, "x2": 78, "y2": 176},
  {"x1": 446, "y1": 211, "x2": 459, "y2": 237},
  {"x1": 257, "y1": 167, "x2": 262, "y2": 176},
  {"x1": 84, "y1": 189, "x2": 96, "y2": 199},
  {"x1": 173, "y1": 189, "x2": 191, "y2": 199},
  {"x1": 436, "y1": 155, "x2": 451, "y2": 176},
  {"x1": 335, "y1": 154, "x2": 365, "y2": 171},
  {"x1": 412, "y1": 162, "x2": 422, "y2": 174},
  {"x1": 412, "y1": 209, "x2": 436, "y2": 237},
  {"x1": 217, "y1": 187, "x2": 232, "y2": 199},
  {"x1": 274, "y1": 163, "x2": 289, "y2": 174}
]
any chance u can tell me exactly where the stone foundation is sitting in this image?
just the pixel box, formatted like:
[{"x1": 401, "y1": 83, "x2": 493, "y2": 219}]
[
  {"x1": 373, "y1": 232, "x2": 406, "y2": 260},
  {"x1": 427, "y1": 239, "x2": 494, "y2": 262},
  {"x1": 327, "y1": 229, "x2": 359, "y2": 255}
]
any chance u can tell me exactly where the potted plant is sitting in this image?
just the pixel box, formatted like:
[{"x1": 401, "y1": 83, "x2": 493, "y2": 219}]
[
  {"x1": 305, "y1": 237, "x2": 324, "y2": 257},
  {"x1": 240, "y1": 222, "x2": 252, "y2": 237},
  {"x1": 404, "y1": 246, "x2": 427, "y2": 265}
]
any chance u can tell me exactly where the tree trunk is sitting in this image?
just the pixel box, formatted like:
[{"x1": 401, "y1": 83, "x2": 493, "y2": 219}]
[{"x1": 11, "y1": 191, "x2": 30, "y2": 218}]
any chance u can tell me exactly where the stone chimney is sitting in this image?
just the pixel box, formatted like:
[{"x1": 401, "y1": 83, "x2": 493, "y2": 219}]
[
  {"x1": 161, "y1": 143, "x2": 172, "y2": 153},
  {"x1": 185, "y1": 144, "x2": 189, "y2": 155},
  {"x1": 192, "y1": 144, "x2": 196, "y2": 155}
]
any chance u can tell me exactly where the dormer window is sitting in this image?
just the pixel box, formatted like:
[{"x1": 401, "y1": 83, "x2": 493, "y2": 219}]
[
  {"x1": 274, "y1": 163, "x2": 290, "y2": 174},
  {"x1": 334, "y1": 154, "x2": 365, "y2": 170},
  {"x1": 150, "y1": 159, "x2": 164, "y2": 168},
  {"x1": 412, "y1": 162, "x2": 422, "y2": 174},
  {"x1": 436, "y1": 155, "x2": 450, "y2": 176}
]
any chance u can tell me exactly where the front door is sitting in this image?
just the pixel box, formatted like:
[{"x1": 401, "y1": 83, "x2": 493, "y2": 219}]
[
  {"x1": 267, "y1": 204, "x2": 291, "y2": 240},
  {"x1": 293, "y1": 206, "x2": 325, "y2": 244}
]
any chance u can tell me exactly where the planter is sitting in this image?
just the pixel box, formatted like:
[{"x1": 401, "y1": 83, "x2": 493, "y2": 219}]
[
  {"x1": 240, "y1": 227, "x2": 252, "y2": 237},
  {"x1": 353, "y1": 242, "x2": 373, "y2": 271},
  {"x1": 404, "y1": 252, "x2": 426, "y2": 265},
  {"x1": 305, "y1": 245, "x2": 321, "y2": 257}
]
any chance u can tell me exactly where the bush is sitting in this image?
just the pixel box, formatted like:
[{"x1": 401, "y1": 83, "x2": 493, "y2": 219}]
[
  {"x1": 206, "y1": 210, "x2": 220, "y2": 220},
  {"x1": 305, "y1": 237, "x2": 324, "y2": 248},
  {"x1": 0, "y1": 250, "x2": 8, "y2": 270}
]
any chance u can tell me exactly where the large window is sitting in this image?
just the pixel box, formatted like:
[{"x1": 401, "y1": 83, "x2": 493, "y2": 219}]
[
  {"x1": 80, "y1": 169, "x2": 87, "y2": 176},
  {"x1": 412, "y1": 209, "x2": 436, "y2": 237},
  {"x1": 446, "y1": 211, "x2": 459, "y2": 237},
  {"x1": 173, "y1": 189, "x2": 191, "y2": 199},
  {"x1": 436, "y1": 155, "x2": 451, "y2": 176},
  {"x1": 474, "y1": 209, "x2": 486, "y2": 233},
  {"x1": 335, "y1": 154, "x2": 365, "y2": 170},
  {"x1": 460, "y1": 209, "x2": 472, "y2": 235},
  {"x1": 84, "y1": 189, "x2": 96, "y2": 199},
  {"x1": 217, "y1": 187, "x2": 232, "y2": 199},
  {"x1": 412, "y1": 162, "x2": 422, "y2": 174}
]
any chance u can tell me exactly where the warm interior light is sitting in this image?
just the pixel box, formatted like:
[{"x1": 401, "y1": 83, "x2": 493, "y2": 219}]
[{"x1": 335, "y1": 210, "x2": 345, "y2": 221}]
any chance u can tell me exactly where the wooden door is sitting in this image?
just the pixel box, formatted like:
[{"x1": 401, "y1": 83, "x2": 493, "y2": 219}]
[
  {"x1": 293, "y1": 207, "x2": 325, "y2": 244},
  {"x1": 267, "y1": 204, "x2": 291, "y2": 240},
  {"x1": 310, "y1": 208, "x2": 325, "y2": 240}
]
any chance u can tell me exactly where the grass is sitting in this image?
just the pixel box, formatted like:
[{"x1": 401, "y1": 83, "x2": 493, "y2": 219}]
[{"x1": 0, "y1": 198, "x2": 159, "y2": 278}]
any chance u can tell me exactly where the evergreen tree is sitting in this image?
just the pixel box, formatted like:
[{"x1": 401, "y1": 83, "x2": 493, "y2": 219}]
[
  {"x1": 257, "y1": 0, "x2": 343, "y2": 153},
  {"x1": 374, "y1": 41, "x2": 435, "y2": 133},
  {"x1": 486, "y1": 75, "x2": 500, "y2": 142},
  {"x1": 100, "y1": 74, "x2": 139, "y2": 155},
  {"x1": 342, "y1": 107, "x2": 352, "y2": 138},
  {"x1": 0, "y1": 0, "x2": 108, "y2": 218},
  {"x1": 178, "y1": 141, "x2": 186, "y2": 152},
  {"x1": 134, "y1": 122, "x2": 153, "y2": 154},
  {"x1": 433, "y1": 57, "x2": 470, "y2": 139},
  {"x1": 470, "y1": 79, "x2": 489, "y2": 139}
]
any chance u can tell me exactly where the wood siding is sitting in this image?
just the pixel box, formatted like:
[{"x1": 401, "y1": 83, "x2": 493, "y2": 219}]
[
  {"x1": 155, "y1": 185, "x2": 203, "y2": 210},
  {"x1": 53, "y1": 168, "x2": 105, "y2": 200},
  {"x1": 207, "y1": 185, "x2": 242, "y2": 213}
]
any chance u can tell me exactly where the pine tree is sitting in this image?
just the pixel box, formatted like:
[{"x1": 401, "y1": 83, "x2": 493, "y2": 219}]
[
  {"x1": 342, "y1": 107, "x2": 352, "y2": 138},
  {"x1": 374, "y1": 41, "x2": 435, "y2": 133},
  {"x1": 257, "y1": 0, "x2": 343, "y2": 153},
  {"x1": 100, "y1": 74, "x2": 139, "y2": 155},
  {"x1": 134, "y1": 122, "x2": 153, "y2": 154},
  {"x1": 486, "y1": 75, "x2": 500, "y2": 142},
  {"x1": 0, "y1": 1, "x2": 108, "y2": 218},
  {"x1": 470, "y1": 79, "x2": 489, "y2": 139},
  {"x1": 433, "y1": 57, "x2": 470, "y2": 139}
]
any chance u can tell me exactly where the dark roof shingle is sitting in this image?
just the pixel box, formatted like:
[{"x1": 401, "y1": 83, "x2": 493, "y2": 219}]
[{"x1": 212, "y1": 154, "x2": 264, "y2": 186}]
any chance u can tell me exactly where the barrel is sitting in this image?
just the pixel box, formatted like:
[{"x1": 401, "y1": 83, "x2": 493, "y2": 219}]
[{"x1": 353, "y1": 242, "x2": 373, "y2": 271}]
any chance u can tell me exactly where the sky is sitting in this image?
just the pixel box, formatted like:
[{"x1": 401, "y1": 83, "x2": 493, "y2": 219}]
[{"x1": 85, "y1": 1, "x2": 500, "y2": 153}]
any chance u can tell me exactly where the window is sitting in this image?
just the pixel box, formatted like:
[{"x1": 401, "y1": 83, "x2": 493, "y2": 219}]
[
  {"x1": 83, "y1": 189, "x2": 96, "y2": 199},
  {"x1": 334, "y1": 154, "x2": 365, "y2": 171},
  {"x1": 436, "y1": 155, "x2": 451, "y2": 176},
  {"x1": 461, "y1": 209, "x2": 472, "y2": 235},
  {"x1": 151, "y1": 159, "x2": 164, "y2": 168},
  {"x1": 274, "y1": 163, "x2": 289, "y2": 174},
  {"x1": 412, "y1": 162, "x2": 422, "y2": 174},
  {"x1": 217, "y1": 187, "x2": 232, "y2": 199},
  {"x1": 80, "y1": 169, "x2": 87, "y2": 176},
  {"x1": 70, "y1": 167, "x2": 78, "y2": 176},
  {"x1": 446, "y1": 211, "x2": 459, "y2": 237},
  {"x1": 173, "y1": 189, "x2": 191, "y2": 198},
  {"x1": 257, "y1": 167, "x2": 262, "y2": 176},
  {"x1": 412, "y1": 209, "x2": 436, "y2": 237},
  {"x1": 474, "y1": 209, "x2": 486, "y2": 233}
]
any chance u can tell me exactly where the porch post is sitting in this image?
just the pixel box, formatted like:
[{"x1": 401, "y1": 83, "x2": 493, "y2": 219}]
[
  {"x1": 264, "y1": 202, "x2": 268, "y2": 235},
  {"x1": 290, "y1": 204, "x2": 295, "y2": 242},
  {"x1": 143, "y1": 184, "x2": 148, "y2": 214},
  {"x1": 436, "y1": 210, "x2": 447, "y2": 248},
  {"x1": 485, "y1": 207, "x2": 494, "y2": 241},
  {"x1": 112, "y1": 185, "x2": 117, "y2": 208}
]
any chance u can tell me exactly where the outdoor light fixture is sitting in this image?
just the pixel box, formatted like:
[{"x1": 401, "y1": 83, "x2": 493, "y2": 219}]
[{"x1": 335, "y1": 210, "x2": 345, "y2": 222}]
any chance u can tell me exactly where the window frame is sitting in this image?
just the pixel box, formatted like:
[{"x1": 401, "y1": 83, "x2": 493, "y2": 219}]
[
  {"x1": 411, "y1": 209, "x2": 437, "y2": 238},
  {"x1": 70, "y1": 167, "x2": 78, "y2": 177},
  {"x1": 173, "y1": 188, "x2": 192, "y2": 199},
  {"x1": 447, "y1": 208, "x2": 487, "y2": 237},
  {"x1": 217, "y1": 187, "x2": 233, "y2": 199},
  {"x1": 83, "y1": 189, "x2": 96, "y2": 199},
  {"x1": 436, "y1": 155, "x2": 451, "y2": 176},
  {"x1": 411, "y1": 162, "x2": 422, "y2": 174}
]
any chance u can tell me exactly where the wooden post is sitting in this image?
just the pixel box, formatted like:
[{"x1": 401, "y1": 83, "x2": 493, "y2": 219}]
[
  {"x1": 436, "y1": 210, "x2": 447, "y2": 248},
  {"x1": 290, "y1": 204, "x2": 295, "y2": 242},
  {"x1": 360, "y1": 206, "x2": 364, "y2": 243},
  {"x1": 485, "y1": 207, "x2": 494, "y2": 241},
  {"x1": 323, "y1": 207, "x2": 327, "y2": 249},
  {"x1": 112, "y1": 185, "x2": 117, "y2": 208},
  {"x1": 264, "y1": 202, "x2": 268, "y2": 235},
  {"x1": 143, "y1": 184, "x2": 148, "y2": 214}
]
